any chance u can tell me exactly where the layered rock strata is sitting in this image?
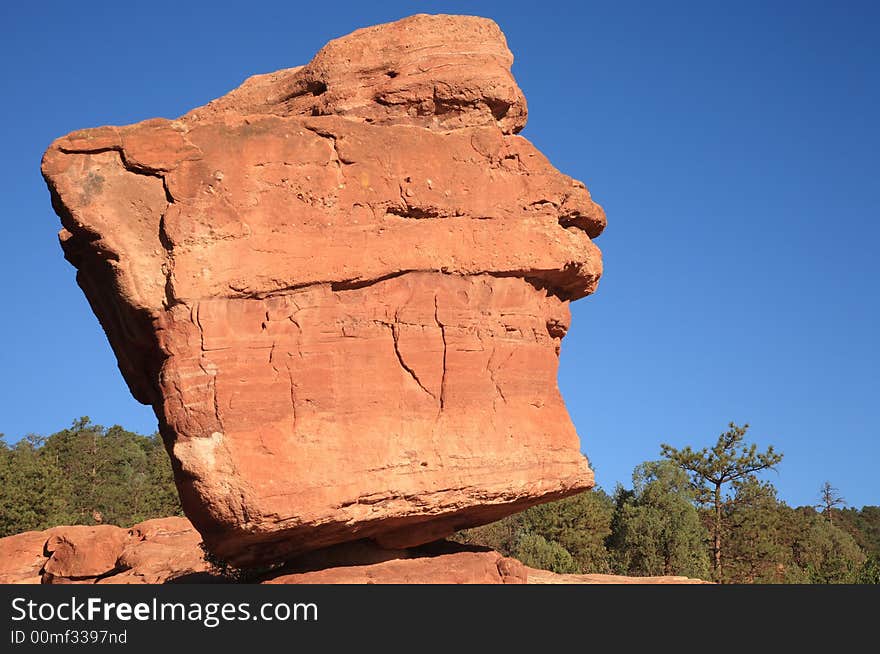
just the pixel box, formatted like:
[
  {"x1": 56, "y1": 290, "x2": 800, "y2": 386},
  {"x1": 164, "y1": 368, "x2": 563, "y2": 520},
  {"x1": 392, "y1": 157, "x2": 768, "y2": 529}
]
[{"x1": 42, "y1": 14, "x2": 606, "y2": 566}]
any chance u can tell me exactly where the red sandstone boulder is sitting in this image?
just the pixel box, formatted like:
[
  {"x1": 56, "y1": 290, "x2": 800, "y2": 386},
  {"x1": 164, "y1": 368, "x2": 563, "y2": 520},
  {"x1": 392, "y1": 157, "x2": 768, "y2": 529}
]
[
  {"x1": 0, "y1": 530, "x2": 52, "y2": 584},
  {"x1": 265, "y1": 550, "x2": 527, "y2": 584},
  {"x1": 42, "y1": 14, "x2": 606, "y2": 567},
  {"x1": 102, "y1": 517, "x2": 212, "y2": 584},
  {"x1": 42, "y1": 525, "x2": 128, "y2": 583},
  {"x1": 0, "y1": 517, "x2": 217, "y2": 584}
]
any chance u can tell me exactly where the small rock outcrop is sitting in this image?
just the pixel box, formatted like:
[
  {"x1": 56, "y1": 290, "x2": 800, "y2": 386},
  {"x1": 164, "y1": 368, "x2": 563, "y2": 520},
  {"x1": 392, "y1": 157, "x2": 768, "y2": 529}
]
[
  {"x1": 42, "y1": 14, "x2": 606, "y2": 567},
  {"x1": 524, "y1": 568, "x2": 710, "y2": 585},
  {"x1": 0, "y1": 518, "x2": 212, "y2": 584}
]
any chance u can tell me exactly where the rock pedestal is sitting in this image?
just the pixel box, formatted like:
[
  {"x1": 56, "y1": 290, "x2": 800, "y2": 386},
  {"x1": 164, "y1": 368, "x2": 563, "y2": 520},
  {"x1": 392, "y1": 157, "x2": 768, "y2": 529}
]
[{"x1": 0, "y1": 519, "x2": 710, "y2": 584}]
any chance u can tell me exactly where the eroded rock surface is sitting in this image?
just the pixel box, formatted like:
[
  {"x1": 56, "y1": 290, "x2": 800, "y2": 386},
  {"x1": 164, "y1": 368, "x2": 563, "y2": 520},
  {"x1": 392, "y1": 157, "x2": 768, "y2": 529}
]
[
  {"x1": 0, "y1": 519, "x2": 710, "y2": 585},
  {"x1": 265, "y1": 549, "x2": 528, "y2": 584},
  {"x1": 42, "y1": 14, "x2": 606, "y2": 567},
  {"x1": 0, "y1": 518, "x2": 213, "y2": 584}
]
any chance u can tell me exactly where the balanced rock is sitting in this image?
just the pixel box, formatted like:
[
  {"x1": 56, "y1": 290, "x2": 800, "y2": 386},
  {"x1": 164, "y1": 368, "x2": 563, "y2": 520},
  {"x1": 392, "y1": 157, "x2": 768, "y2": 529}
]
[{"x1": 42, "y1": 14, "x2": 606, "y2": 567}]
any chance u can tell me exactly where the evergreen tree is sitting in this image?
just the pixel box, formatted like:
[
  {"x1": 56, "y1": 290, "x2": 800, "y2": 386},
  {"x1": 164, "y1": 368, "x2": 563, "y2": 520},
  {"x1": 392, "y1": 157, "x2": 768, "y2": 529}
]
[
  {"x1": 836, "y1": 506, "x2": 880, "y2": 557},
  {"x1": 0, "y1": 435, "x2": 65, "y2": 536},
  {"x1": 516, "y1": 490, "x2": 614, "y2": 573},
  {"x1": 722, "y1": 478, "x2": 787, "y2": 583},
  {"x1": 513, "y1": 533, "x2": 578, "y2": 573},
  {"x1": 857, "y1": 555, "x2": 880, "y2": 584},
  {"x1": 608, "y1": 460, "x2": 710, "y2": 578},
  {"x1": 784, "y1": 506, "x2": 866, "y2": 583},
  {"x1": 3, "y1": 417, "x2": 877, "y2": 585},
  {"x1": 457, "y1": 490, "x2": 614, "y2": 574},
  {"x1": 662, "y1": 422, "x2": 783, "y2": 582},
  {"x1": 0, "y1": 418, "x2": 181, "y2": 536}
]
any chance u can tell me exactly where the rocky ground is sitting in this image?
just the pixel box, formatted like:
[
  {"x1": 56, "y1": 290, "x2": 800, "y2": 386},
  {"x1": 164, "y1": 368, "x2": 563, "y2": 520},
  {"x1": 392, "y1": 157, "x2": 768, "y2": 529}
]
[{"x1": 0, "y1": 518, "x2": 707, "y2": 584}]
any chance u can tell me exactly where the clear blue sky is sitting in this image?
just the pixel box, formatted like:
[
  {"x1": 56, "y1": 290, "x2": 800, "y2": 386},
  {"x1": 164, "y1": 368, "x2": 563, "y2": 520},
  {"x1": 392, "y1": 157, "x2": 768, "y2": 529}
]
[{"x1": 1, "y1": 1, "x2": 877, "y2": 507}]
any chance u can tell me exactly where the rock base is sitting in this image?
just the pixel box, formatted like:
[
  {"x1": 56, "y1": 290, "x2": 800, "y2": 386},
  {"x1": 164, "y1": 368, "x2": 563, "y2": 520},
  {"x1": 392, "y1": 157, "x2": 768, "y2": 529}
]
[
  {"x1": 0, "y1": 517, "x2": 211, "y2": 584},
  {"x1": 0, "y1": 518, "x2": 708, "y2": 584}
]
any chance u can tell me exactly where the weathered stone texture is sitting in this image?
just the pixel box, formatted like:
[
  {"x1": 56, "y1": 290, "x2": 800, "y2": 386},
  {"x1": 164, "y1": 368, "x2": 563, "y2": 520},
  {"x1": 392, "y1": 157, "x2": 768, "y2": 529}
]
[{"x1": 42, "y1": 14, "x2": 606, "y2": 566}]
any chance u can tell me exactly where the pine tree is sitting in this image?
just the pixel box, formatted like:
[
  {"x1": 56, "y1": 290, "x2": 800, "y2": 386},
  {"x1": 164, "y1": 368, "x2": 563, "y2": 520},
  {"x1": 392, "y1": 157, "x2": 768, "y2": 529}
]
[
  {"x1": 0, "y1": 435, "x2": 65, "y2": 536},
  {"x1": 456, "y1": 490, "x2": 614, "y2": 574},
  {"x1": 0, "y1": 418, "x2": 181, "y2": 535},
  {"x1": 608, "y1": 460, "x2": 710, "y2": 578},
  {"x1": 661, "y1": 422, "x2": 783, "y2": 583},
  {"x1": 723, "y1": 478, "x2": 786, "y2": 582}
]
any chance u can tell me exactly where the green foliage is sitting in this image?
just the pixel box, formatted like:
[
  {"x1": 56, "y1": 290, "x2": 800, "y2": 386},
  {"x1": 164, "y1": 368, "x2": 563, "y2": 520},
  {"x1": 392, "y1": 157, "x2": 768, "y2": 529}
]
[
  {"x1": 857, "y1": 555, "x2": 880, "y2": 584},
  {"x1": 457, "y1": 490, "x2": 615, "y2": 574},
  {"x1": 0, "y1": 435, "x2": 66, "y2": 536},
  {"x1": 783, "y1": 506, "x2": 866, "y2": 584},
  {"x1": 661, "y1": 422, "x2": 783, "y2": 582},
  {"x1": 512, "y1": 533, "x2": 578, "y2": 573},
  {"x1": 835, "y1": 506, "x2": 880, "y2": 557},
  {"x1": 608, "y1": 461, "x2": 711, "y2": 579},
  {"x1": 455, "y1": 449, "x2": 876, "y2": 584},
  {"x1": 721, "y1": 478, "x2": 787, "y2": 583},
  {"x1": 518, "y1": 490, "x2": 614, "y2": 573},
  {"x1": 661, "y1": 423, "x2": 783, "y2": 501},
  {"x1": 0, "y1": 418, "x2": 181, "y2": 537}
]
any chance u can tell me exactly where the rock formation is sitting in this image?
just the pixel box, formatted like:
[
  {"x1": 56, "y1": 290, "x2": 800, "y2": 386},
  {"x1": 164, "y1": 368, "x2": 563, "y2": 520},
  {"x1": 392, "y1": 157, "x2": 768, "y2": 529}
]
[
  {"x1": 524, "y1": 568, "x2": 709, "y2": 585},
  {"x1": 263, "y1": 545, "x2": 529, "y2": 585},
  {"x1": 0, "y1": 518, "x2": 709, "y2": 584},
  {"x1": 41, "y1": 14, "x2": 606, "y2": 567},
  {"x1": 0, "y1": 518, "x2": 211, "y2": 584}
]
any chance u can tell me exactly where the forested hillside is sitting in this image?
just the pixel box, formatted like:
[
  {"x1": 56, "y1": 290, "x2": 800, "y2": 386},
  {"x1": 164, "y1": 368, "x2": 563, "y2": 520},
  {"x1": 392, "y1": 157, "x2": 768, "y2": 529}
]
[{"x1": 0, "y1": 418, "x2": 180, "y2": 536}]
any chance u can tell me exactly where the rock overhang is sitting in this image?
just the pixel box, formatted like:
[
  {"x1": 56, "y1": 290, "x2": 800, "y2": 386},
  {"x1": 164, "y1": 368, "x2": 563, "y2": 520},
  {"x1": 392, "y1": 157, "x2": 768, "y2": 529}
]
[{"x1": 42, "y1": 13, "x2": 606, "y2": 567}]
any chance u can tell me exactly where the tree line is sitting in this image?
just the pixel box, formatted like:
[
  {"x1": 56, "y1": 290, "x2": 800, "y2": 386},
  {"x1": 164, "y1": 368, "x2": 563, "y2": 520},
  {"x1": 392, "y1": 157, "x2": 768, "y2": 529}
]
[
  {"x1": 0, "y1": 417, "x2": 180, "y2": 535},
  {"x1": 459, "y1": 423, "x2": 879, "y2": 583},
  {"x1": 1, "y1": 418, "x2": 877, "y2": 583}
]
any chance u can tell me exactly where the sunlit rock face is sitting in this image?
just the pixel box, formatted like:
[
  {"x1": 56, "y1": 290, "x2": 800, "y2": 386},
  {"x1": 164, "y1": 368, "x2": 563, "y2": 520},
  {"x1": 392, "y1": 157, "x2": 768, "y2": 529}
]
[{"x1": 42, "y1": 14, "x2": 606, "y2": 567}]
